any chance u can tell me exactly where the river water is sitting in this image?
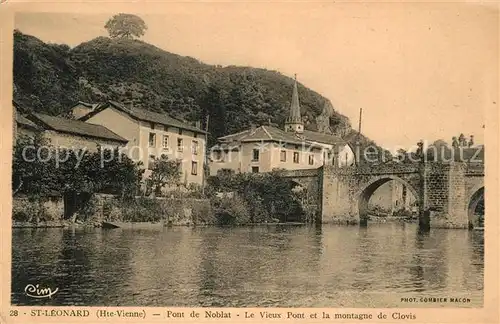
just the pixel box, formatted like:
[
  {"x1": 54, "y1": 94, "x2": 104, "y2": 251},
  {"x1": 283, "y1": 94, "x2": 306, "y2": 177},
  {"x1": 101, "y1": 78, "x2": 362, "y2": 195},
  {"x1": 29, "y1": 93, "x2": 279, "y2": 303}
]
[{"x1": 11, "y1": 223, "x2": 484, "y2": 307}]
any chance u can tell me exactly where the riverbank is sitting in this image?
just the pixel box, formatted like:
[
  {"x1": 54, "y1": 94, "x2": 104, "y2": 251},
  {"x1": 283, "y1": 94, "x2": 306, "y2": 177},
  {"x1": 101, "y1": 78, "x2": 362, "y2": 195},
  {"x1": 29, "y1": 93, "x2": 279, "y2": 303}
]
[
  {"x1": 12, "y1": 220, "x2": 101, "y2": 229},
  {"x1": 12, "y1": 220, "x2": 309, "y2": 229}
]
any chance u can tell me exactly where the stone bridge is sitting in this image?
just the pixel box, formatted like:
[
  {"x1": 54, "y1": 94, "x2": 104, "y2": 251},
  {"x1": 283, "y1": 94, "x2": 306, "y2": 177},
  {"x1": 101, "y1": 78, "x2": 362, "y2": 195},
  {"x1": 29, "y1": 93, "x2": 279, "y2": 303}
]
[{"x1": 280, "y1": 161, "x2": 484, "y2": 229}]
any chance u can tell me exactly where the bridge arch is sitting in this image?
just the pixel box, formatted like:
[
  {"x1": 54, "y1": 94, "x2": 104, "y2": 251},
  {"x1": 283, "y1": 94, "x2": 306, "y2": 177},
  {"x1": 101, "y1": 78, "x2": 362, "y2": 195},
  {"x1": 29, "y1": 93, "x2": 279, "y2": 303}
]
[
  {"x1": 355, "y1": 175, "x2": 420, "y2": 225},
  {"x1": 467, "y1": 186, "x2": 484, "y2": 229}
]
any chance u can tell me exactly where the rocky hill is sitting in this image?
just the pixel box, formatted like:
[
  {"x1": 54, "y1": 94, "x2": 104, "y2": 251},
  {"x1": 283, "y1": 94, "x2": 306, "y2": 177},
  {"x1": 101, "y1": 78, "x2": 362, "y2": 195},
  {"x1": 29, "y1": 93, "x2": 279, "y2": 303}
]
[{"x1": 13, "y1": 30, "x2": 365, "y2": 147}]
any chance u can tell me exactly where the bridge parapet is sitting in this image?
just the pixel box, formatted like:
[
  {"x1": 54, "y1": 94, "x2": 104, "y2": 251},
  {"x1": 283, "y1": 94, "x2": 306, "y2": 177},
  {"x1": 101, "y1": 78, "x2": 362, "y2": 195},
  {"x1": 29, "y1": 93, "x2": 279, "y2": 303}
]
[
  {"x1": 323, "y1": 163, "x2": 420, "y2": 176},
  {"x1": 278, "y1": 168, "x2": 321, "y2": 178}
]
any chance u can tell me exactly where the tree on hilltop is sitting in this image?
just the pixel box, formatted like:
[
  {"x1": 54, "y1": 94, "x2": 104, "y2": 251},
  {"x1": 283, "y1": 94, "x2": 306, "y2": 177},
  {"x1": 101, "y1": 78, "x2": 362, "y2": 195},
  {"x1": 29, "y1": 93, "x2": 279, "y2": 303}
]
[{"x1": 105, "y1": 13, "x2": 148, "y2": 40}]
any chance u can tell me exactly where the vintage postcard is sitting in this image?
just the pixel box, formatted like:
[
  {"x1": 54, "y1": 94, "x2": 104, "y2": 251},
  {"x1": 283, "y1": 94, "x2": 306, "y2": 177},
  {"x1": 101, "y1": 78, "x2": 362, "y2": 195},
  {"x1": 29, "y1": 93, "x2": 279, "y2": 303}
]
[{"x1": 0, "y1": 1, "x2": 498, "y2": 323}]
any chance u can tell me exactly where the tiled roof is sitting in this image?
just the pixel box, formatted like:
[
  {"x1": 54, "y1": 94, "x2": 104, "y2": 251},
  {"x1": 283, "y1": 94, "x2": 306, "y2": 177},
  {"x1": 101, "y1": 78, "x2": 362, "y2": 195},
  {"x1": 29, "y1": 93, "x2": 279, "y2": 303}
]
[
  {"x1": 218, "y1": 125, "x2": 347, "y2": 148},
  {"x1": 29, "y1": 113, "x2": 128, "y2": 143},
  {"x1": 80, "y1": 101, "x2": 207, "y2": 135}
]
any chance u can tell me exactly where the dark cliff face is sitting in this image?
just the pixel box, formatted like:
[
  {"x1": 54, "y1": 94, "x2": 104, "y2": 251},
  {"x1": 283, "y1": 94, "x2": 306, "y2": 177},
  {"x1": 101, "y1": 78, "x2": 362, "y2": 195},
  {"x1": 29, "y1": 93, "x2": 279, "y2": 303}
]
[{"x1": 13, "y1": 30, "x2": 356, "y2": 144}]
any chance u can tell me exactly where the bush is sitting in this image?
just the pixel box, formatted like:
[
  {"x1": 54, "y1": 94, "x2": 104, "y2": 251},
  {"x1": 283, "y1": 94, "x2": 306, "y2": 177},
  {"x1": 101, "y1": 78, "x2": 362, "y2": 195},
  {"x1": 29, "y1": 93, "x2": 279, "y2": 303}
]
[
  {"x1": 207, "y1": 170, "x2": 305, "y2": 223},
  {"x1": 212, "y1": 195, "x2": 250, "y2": 225},
  {"x1": 12, "y1": 198, "x2": 53, "y2": 223},
  {"x1": 121, "y1": 197, "x2": 163, "y2": 222},
  {"x1": 77, "y1": 195, "x2": 100, "y2": 222}
]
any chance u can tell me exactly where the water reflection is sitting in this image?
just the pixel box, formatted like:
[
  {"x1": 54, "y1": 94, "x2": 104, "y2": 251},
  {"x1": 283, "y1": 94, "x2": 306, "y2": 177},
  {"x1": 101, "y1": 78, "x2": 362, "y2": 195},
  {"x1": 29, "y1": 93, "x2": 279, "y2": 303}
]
[{"x1": 12, "y1": 223, "x2": 484, "y2": 307}]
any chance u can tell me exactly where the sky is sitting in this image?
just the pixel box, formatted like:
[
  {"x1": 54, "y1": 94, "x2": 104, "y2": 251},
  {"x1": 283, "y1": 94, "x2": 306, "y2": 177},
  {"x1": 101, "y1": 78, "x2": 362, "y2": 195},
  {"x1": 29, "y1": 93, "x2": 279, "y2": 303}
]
[{"x1": 14, "y1": 2, "x2": 498, "y2": 150}]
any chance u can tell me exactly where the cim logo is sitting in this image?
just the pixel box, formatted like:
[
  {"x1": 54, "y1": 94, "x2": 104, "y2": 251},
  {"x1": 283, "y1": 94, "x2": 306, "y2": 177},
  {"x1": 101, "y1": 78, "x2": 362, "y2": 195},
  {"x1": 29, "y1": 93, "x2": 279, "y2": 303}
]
[{"x1": 24, "y1": 284, "x2": 58, "y2": 299}]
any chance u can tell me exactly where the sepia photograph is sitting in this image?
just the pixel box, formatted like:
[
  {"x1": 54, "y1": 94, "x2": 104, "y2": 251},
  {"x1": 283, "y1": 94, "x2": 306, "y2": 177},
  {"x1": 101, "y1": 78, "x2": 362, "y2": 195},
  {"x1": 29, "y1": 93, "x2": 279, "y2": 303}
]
[{"x1": 6, "y1": 2, "x2": 496, "y2": 311}]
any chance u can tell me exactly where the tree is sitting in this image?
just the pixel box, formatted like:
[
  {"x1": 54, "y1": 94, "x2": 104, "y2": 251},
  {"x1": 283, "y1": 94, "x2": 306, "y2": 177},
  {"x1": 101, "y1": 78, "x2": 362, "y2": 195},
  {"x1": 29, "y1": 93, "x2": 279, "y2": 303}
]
[
  {"x1": 104, "y1": 14, "x2": 147, "y2": 40},
  {"x1": 12, "y1": 134, "x2": 55, "y2": 198},
  {"x1": 12, "y1": 135, "x2": 145, "y2": 221},
  {"x1": 146, "y1": 156, "x2": 181, "y2": 196},
  {"x1": 200, "y1": 82, "x2": 227, "y2": 146}
]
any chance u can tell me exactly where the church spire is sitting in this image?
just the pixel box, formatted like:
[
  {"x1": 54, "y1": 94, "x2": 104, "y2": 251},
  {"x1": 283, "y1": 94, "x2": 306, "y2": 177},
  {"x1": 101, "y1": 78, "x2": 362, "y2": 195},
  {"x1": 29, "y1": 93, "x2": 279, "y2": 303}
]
[{"x1": 285, "y1": 74, "x2": 304, "y2": 133}]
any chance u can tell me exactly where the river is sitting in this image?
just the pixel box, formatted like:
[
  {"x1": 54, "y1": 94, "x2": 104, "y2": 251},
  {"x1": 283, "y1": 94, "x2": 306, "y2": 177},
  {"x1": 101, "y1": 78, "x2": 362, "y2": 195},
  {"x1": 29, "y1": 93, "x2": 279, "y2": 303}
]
[{"x1": 11, "y1": 223, "x2": 484, "y2": 307}]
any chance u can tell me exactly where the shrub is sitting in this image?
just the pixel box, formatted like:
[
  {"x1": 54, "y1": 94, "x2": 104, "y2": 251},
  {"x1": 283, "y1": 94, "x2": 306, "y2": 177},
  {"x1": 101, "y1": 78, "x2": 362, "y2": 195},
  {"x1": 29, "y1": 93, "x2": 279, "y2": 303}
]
[
  {"x1": 212, "y1": 195, "x2": 251, "y2": 225},
  {"x1": 121, "y1": 197, "x2": 163, "y2": 222}
]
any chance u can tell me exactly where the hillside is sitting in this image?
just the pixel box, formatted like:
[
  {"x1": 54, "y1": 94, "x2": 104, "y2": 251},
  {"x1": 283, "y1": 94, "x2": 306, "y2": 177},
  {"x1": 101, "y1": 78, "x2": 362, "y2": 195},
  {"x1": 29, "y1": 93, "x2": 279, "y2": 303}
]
[{"x1": 13, "y1": 30, "x2": 361, "y2": 147}]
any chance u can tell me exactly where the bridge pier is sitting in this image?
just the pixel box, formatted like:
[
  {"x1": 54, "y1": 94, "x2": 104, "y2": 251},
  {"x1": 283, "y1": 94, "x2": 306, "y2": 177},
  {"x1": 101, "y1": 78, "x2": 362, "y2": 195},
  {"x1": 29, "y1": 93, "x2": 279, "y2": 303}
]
[{"x1": 420, "y1": 162, "x2": 469, "y2": 229}]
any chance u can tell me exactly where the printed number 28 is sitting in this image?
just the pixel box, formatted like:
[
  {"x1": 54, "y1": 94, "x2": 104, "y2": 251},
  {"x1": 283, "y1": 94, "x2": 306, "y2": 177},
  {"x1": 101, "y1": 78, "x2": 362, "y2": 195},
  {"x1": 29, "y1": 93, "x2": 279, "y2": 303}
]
[{"x1": 10, "y1": 310, "x2": 18, "y2": 316}]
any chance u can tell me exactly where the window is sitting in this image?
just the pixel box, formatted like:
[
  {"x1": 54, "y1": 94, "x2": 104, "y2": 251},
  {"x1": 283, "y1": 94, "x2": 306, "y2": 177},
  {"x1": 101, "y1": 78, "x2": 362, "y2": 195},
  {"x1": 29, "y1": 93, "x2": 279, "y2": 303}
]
[
  {"x1": 179, "y1": 129, "x2": 183, "y2": 135},
  {"x1": 194, "y1": 133, "x2": 198, "y2": 138},
  {"x1": 149, "y1": 133, "x2": 156, "y2": 147},
  {"x1": 280, "y1": 150, "x2": 287, "y2": 162},
  {"x1": 148, "y1": 155, "x2": 156, "y2": 169},
  {"x1": 293, "y1": 152, "x2": 300, "y2": 163},
  {"x1": 163, "y1": 135, "x2": 169, "y2": 149},
  {"x1": 252, "y1": 149, "x2": 259, "y2": 161},
  {"x1": 191, "y1": 161, "x2": 198, "y2": 175},
  {"x1": 163, "y1": 125, "x2": 169, "y2": 132},
  {"x1": 177, "y1": 138, "x2": 183, "y2": 152},
  {"x1": 192, "y1": 140, "x2": 199, "y2": 155},
  {"x1": 309, "y1": 154, "x2": 314, "y2": 165},
  {"x1": 176, "y1": 159, "x2": 183, "y2": 172},
  {"x1": 150, "y1": 123, "x2": 155, "y2": 130},
  {"x1": 252, "y1": 166, "x2": 259, "y2": 173}
]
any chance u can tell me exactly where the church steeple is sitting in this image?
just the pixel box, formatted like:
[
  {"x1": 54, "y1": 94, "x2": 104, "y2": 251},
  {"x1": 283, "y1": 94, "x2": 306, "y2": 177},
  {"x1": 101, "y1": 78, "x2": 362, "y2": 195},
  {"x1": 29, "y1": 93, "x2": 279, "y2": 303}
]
[{"x1": 285, "y1": 74, "x2": 304, "y2": 133}]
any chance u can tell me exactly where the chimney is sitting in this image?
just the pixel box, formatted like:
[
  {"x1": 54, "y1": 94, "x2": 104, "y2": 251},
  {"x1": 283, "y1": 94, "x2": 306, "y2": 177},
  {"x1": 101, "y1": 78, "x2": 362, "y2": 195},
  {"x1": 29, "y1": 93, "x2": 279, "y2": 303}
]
[{"x1": 122, "y1": 99, "x2": 133, "y2": 109}]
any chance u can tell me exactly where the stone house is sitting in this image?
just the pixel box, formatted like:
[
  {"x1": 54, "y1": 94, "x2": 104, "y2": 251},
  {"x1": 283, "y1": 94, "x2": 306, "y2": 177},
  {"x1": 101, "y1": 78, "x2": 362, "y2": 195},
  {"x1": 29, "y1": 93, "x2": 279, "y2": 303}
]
[
  {"x1": 26, "y1": 113, "x2": 128, "y2": 151},
  {"x1": 209, "y1": 75, "x2": 355, "y2": 176},
  {"x1": 76, "y1": 101, "x2": 208, "y2": 186}
]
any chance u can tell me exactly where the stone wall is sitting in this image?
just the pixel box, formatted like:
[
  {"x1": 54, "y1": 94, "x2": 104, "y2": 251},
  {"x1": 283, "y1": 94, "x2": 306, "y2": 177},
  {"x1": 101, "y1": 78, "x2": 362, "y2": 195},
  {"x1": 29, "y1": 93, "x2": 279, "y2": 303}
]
[
  {"x1": 12, "y1": 193, "x2": 213, "y2": 227},
  {"x1": 445, "y1": 163, "x2": 467, "y2": 228},
  {"x1": 422, "y1": 162, "x2": 472, "y2": 228},
  {"x1": 319, "y1": 166, "x2": 358, "y2": 224},
  {"x1": 12, "y1": 195, "x2": 64, "y2": 222},
  {"x1": 423, "y1": 162, "x2": 449, "y2": 213},
  {"x1": 97, "y1": 195, "x2": 213, "y2": 225}
]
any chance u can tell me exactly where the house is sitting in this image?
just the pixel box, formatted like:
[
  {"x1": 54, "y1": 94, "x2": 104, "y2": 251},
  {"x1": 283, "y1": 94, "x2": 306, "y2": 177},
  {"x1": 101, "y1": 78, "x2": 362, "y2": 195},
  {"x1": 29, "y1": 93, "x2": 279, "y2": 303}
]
[
  {"x1": 209, "y1": 75, "x2": 355, "y2": 175},
  {"x1": 77, "y1": 101, "x2": 208, "y2": 185},
  {"x1": 68, "y1": 101, "x2": 102, "y2": 120},
  {"x1": 26, "y1": 113, "x2": 128, "y2": 152}
]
